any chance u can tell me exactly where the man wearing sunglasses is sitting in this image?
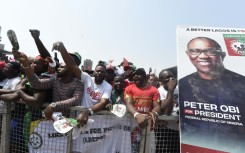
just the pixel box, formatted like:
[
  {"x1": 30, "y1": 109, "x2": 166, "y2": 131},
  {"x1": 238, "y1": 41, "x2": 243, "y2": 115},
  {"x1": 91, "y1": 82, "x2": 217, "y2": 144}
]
[{"x1": 179, "y1": 37, "x2": 245, "y2": 151}]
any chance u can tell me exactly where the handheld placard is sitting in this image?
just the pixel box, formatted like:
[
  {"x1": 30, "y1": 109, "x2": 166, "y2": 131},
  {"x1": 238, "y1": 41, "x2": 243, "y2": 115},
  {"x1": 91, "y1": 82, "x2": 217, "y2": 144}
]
[
  {"x1": 53, "y1": 118, "x2": 78, "y2": 134},
  {"x1": 53, "y1": 117, "x2": 94, "y2": 134},
  {"x1": 110, "y1": 104, "x2": 127, "y2": 117},
  {"x1": 7, "y1": 30, "x2": 19, "y2": 51}
]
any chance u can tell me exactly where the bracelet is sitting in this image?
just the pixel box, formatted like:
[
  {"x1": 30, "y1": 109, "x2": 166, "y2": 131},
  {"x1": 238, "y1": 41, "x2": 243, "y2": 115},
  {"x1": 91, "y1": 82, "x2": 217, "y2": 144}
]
[
  {"x1": 133, "y1": 112, "x2": 140, "y2": 119},
  {"x1": 88, "y1": 108, "x2": 94, "y2": 116},
  {"x1": 153, "y1": 111, "x2": 159, "y2": 116}
]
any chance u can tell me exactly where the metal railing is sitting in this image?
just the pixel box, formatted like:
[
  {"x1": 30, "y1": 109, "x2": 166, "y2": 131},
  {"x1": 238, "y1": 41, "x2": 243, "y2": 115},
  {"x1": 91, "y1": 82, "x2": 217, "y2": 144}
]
[{"x1": 0, "y1": 104, "x2": 180, "y2": 153}]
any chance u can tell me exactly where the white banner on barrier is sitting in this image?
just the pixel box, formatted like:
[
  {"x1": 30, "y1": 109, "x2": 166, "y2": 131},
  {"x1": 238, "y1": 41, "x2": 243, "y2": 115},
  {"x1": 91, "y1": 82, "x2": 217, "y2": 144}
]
[
  {"x1": 29, "y1": 115, "x2": 137, "y2": 153},
  {"x1": 29, "y1": 120, "x2": 68, "y2": 153},
  {"x1": 72, "y1": 115, "x2": 136, "y2": 153}
]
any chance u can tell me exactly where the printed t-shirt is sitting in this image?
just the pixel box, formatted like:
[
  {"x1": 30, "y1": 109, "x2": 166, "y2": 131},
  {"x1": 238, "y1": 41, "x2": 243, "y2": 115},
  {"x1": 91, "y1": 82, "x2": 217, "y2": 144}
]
[
  {"x1": 124, "y1": 84, "x2": 160, "y2": 114},
  {"x1": 80, "y1": 72, "x2": 112, "y2": 108}
]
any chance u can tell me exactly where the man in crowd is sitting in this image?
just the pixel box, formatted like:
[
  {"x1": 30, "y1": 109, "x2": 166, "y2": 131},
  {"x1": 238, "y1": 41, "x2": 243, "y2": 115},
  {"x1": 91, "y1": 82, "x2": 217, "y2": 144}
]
[
  {"x1": 0, "y1": 55, "x2": 51, "y2": 152},
  {"x1": 51, "y1": 42, "x2": 112, "y2": 127},
  {"x1": 158, "y1": 70, "x2": 178, "y2": 115},
  {"x1": 13, "y1": 51, "x2": 83, "y2": 119},
  {"x1": 1, "y1": 55, "x2": 51, "y2": 112},
  {"x1": 105, "y1": 68, "x2": 116, "y2": 86},
  {"x1": 0, "y1": 62, "x2": 22, "y2": 152},
  {"x1": 0, "y1": 62, "x2": 21, "y2": 94},
  {"x1": 124, "y1": 68, "x2": 161, "y2": 153},
  {"x1": 0, "y1": 62, "x2": 22, "y2": 105},
  {"x1": 106, "y1": 75, "x2": 125, "y2": 109},
  {"x1": 124, "y1": 63, "x2": 137, "y2": 87},
  {"x1": 148, "y1": 74, "x2": 159, "y2": 88},
  {"x1": 179, "y1": 37, "x2": 245, "y2": 150},
  {"x1": 156, "y1": 69, "x2": 179, "y2": 153}
]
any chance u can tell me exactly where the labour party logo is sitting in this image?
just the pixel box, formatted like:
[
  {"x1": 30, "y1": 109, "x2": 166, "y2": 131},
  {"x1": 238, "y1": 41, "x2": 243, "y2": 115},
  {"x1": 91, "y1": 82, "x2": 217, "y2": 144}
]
[
  {"x1": 29, "y1": 132, "x2": 43, "y2": 149},
  {"x1": 223, "y1": 34, "x2": 245, "y2": 56}
]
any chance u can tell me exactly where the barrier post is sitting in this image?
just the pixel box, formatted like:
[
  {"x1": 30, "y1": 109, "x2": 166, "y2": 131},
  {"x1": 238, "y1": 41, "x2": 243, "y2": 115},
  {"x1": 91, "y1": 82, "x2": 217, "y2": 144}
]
[
  {"x1": 0, "y1": 102, "x2": 11, "y2": 153},
  {"x1": 139, "y1": 119, "x2": 151, "y2": 153},
  {"x1": 66, "y1": 112, "x2": 74, "y2": 153}
]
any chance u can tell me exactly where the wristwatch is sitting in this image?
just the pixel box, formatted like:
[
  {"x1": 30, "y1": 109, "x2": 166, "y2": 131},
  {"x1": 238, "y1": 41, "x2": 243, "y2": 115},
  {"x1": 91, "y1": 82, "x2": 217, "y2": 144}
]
[{"x1": 88, "y1": 108, "x2": 94, "y2": 115}]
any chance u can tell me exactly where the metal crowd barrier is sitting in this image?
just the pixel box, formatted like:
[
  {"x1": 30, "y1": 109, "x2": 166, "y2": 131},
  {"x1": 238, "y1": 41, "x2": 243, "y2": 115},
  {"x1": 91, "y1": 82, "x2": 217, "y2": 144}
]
[{"x1": 0, "y1": 104, "x2": 180, "y2": 153}]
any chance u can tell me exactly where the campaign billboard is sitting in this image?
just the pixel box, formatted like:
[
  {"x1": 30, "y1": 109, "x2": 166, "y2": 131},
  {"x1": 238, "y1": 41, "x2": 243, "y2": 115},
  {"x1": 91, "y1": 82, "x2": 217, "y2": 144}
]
[{"x1": 178, "y1": 26, "x2": 245, "y2": 153}]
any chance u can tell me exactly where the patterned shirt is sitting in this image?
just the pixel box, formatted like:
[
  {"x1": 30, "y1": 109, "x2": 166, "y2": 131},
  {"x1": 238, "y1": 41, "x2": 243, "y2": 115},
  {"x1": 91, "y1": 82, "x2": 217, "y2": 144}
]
[{"x1": 28, "y1": 75, "x2": 83, "y2": 111}]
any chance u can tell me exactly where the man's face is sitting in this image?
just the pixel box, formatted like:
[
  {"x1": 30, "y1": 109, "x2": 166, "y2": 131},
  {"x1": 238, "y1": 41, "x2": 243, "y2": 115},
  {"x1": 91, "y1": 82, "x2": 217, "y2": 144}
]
[
  {"x1": 186, "y1": 39, "x2": 224, "y2": 74},
  {"x1": 32, "y1": 59, "x2": 48, "y2": 74},
  {"x1": 160, "y1": 71, "x2": 173, "y2": 85},
  {"x1": 106, "y1": 69, "x2": 116, "y2": 83},
  {"x1": 124, "y1": 68, "x2": 132, "y2": 77},
  {"x1": 148, "y1": 75, "x2": 158, "y2": 87},
  {"x1": 133, "y1": 73, "x2": 146, "y2": 88},
  {"x1": 3, "y1": 63, "x2": 13, "y2": 76},
  {"x1": 113, "y1": 76, "x2": 124, "y2": 90},
  {"x1": 56, "y1": 63, "x2": 68, "y2": 78},
  {"x1": 94, "y1": 66, "x2": 106, "y2": 84}
]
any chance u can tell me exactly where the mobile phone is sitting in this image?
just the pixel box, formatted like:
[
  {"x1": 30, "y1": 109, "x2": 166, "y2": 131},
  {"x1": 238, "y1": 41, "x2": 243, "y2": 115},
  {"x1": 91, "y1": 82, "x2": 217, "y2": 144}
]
[{"x1": 7, "y1": 30, "x2": 19, "y2": 51}]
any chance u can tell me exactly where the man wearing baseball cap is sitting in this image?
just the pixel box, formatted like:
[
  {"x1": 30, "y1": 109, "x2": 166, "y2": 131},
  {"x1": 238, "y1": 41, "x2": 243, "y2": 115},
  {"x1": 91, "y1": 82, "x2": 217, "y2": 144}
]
[
  {"x1": 69, "y1": 52, "x2": 82, "y2": 66},
  {"x1": 124, "y1": 68, "x2": 160, "y2": 153}
]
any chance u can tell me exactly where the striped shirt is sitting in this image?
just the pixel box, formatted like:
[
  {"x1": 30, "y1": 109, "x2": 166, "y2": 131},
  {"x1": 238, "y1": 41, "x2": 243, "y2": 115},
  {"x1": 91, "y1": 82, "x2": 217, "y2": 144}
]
[{"x1": 28, "y1": 75, "x2": 83, "y2": 111}]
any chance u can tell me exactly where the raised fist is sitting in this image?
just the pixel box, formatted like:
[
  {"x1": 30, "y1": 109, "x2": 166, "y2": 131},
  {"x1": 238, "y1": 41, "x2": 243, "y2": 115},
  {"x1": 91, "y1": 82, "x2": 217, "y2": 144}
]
[{"x1": 30, "y1": 29, "x2": 40, "y2": 39}]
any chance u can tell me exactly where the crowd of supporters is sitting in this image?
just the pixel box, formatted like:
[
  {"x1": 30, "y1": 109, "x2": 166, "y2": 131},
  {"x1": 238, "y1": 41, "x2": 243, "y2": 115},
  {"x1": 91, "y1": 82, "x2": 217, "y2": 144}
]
[{"x1": 0, "y1": 30, "x2": 179, "y2": 153}]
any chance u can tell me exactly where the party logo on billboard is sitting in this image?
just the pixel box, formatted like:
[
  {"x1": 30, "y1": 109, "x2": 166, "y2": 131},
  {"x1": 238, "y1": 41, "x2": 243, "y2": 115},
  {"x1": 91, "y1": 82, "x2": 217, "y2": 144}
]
[{"x1": 223, "y1": 34, "x2": 245, "y2": 56}]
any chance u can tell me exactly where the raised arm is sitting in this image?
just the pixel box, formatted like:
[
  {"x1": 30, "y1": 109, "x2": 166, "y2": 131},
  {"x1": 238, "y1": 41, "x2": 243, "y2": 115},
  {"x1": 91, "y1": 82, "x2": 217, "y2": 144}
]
[
  {"x1": 12, "y1": 51, "x2": 53, "y2": 89},
  {"x1": 52, "y1": 42, "x2": 82, "y2": 80},
  {"x1": 30, "y1": 30, "x2": 51, "y2": 58}
]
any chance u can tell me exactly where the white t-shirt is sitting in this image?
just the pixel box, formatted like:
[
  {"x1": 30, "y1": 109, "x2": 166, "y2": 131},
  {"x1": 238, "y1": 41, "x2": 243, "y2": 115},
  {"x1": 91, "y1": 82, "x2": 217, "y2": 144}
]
[
  {"x1": 158, "y1": 85, "x2": 179, "y2": 131},
  {"x1": 80, "y1": 72, "x2": 112, "y2": 108},
  {"x1": 2, "y1": 77, "x2": 21, "y2": 90},
  {"x1": 0, "y1": 76, "x2": 21, "y2": 113},
  {"x1": 158, "y1": 85, "x2": 178, "y2": 102},
  {"x1": 0, "y1": 78, "x2": 8, "y2": 89}
]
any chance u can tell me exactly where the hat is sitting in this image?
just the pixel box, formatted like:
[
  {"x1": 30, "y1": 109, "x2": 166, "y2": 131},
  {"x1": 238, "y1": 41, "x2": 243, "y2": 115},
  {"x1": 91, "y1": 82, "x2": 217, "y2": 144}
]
[
  {"x1": 0, "y1": 61, "x2": 5, "y2": 70},
  {"x1": 124, "y1": 64, "x2": 136, "y2": 71},
  {"x1": 69, "y1": 52, "x2": 82, "y2": 66},
  {"x1": 46, "y1": 57, "x2": 56, "y2": 68},
  {"x1": 133, "y1": 68, "x2": 146, "y2": 77},
  {"x1": 35, "y1": 55, "x2": 45, "y2": 61}
]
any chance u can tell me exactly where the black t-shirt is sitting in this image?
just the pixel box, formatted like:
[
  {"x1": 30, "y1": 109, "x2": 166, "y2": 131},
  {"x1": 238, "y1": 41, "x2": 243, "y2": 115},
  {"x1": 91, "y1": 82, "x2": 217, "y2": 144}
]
[{"x1": 179, "y1": 69, "x2": 245, "y2": 149}]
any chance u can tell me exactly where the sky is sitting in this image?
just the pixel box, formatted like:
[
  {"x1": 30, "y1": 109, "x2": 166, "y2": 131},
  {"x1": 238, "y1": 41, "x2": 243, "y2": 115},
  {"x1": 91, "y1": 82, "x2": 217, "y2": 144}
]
[{"x1": 1, "y1": 0, "x2": 245, "y2": 75}]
